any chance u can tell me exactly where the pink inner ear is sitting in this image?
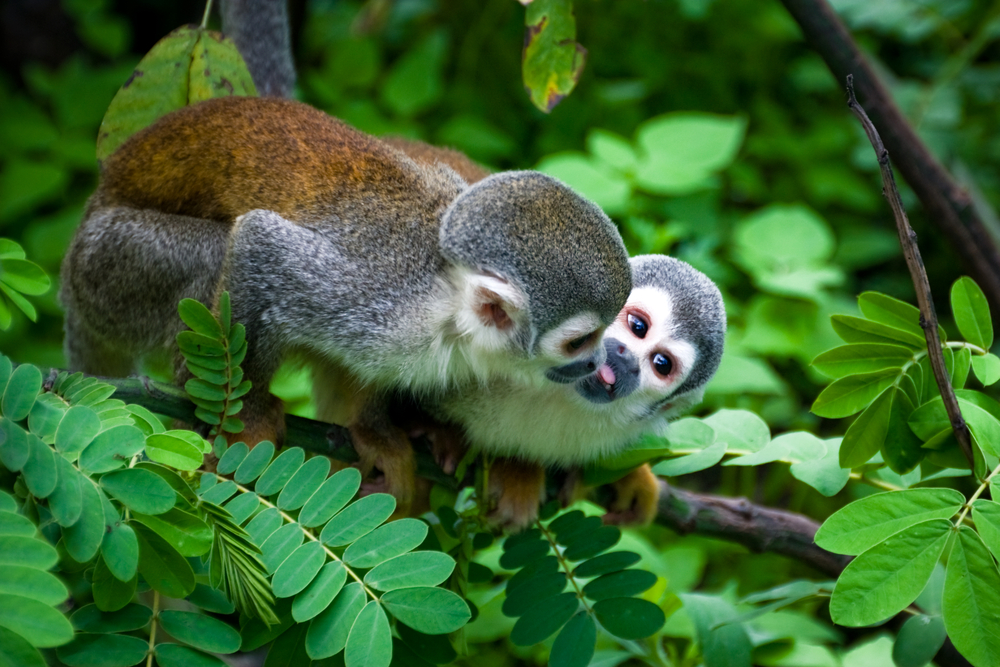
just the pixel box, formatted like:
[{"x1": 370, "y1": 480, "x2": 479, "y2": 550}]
[{"x1": 476, "y1": 288, "x2": 513, "y2": 330}]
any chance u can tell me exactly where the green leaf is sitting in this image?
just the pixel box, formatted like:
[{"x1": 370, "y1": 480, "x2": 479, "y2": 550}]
[
  {"x1": 536, "y1": 154, "x2": 630, "y2": 216},
  {"x1": 305, "y1": 582, "x2": 367, "y2": 659},
  {"x1": 187, "y1": 584, "x2": 235, "y2": 614},
  {"x1": 830, "y1": 519, "x2": 951, "y2": 626},
  {"x1": 276, "y1": 455, "x2": 331, "y2": 511},
  {"x1": 972, "y1": 500, "x2": 1000, "y2": 559},
  {"x1": 364, "y1": 551, "x2": 455, "y2": 591},
  {"x1": 179, "y1": 298, "x2": 223, "y2": 338},
  {"x1": 101, "y1": 522, "x2": 138, "y2": 582},
  {"x1": 573, "y1": 551, "x2": 641, "y2": 578},
  {"x1": 0, "y1": 259, "x2": 50, "y2": 295},
  {"x1": 503, "y1": 572, "x2": 568, "y2": 617},
  {"x1": 78, "y1": 424, "x2": 145, "y2": 474},
  {"x1": 216, "y1": 441, "x2": 248, "y2": 475},
  {"x1": 582, "y1": 569, "x2": 657, "y2": 601},
  {"x1": 593, "y1": 597, "x2": 666, "y2": 639},
  {"x1": 0, "y1": 625, "x2": 45, "y2": 667},
  {"x1": 100, "y1": 468, "x2": 176, "y2": 515},
  {"x1": 636, "y1": 113, "x2": 746, "y2": 196},
  {"x1": 134, "y1": 522, "x2": 195, "y2": 597},
  {"x1": 0, "y1": 282, "x2": 37, "y2": 321},
  {"x1": 320, "y1": 494, "x2": 396, "y2": 547},
  {"x1": 500, "y1": 536, "x2": 551, "y2": 569},
  {"x1": 839, "y1": 387, "x2": 892, "y2": 468},
  {"x1": 200, "y1": 480, "x2": 238, "y2": 505},
  {"x1": 246, "y1": 507, "x2": 283, "y2": 546},
  {"x1": 522, "y1": 0, "x2": 585, "y2": 113},
  {"x1": 224, "y1": 491, "x2": 259, "y2": 524},
  {"x1": 831, "y1": 314, "x2": 925, "y2": 348},
  {"x1": 2, "y1": 364, "x2": 41, "y2": 421},
  {"x1": 255, "y1": 447, "x2": 305, "y2": 496},
  {"x1": 971, "y1": 353, "x2": 1000, "y2": 386},
  {"x1": 177, "y1": 330, "x2": 226, "y2": 357},
  {"x1": 186, "y1": 378, "x2": 228, "y2": 403},
  {"x1": 155, "y1": 644, "x2": 228, "y2": 667},
  {"x1": 261, "y1": 523, "x2": 304, "y2": 573},
  {"x1": 943, "y1": 526, "x2": 1000, "y2": 667},
  {"x1": 131, "y1": 507, "x2": 213, "y2": 557},
  {"x1": 92, "y1": 556, "x2": 136, "y2": 612},
  {"x1": 381, "y1": 587, "x2": 472, "y2": 635},
  {"x1": 21, "y1": 433, "x2": 57, "y2": 498},
  {"x1": 63, "y1": 478, "x2": 106, "y2": 563},
  {"x1": 549, "y1": 612, "x2": 597, "y2": 667},
  {"x1": 97, "y1": 26, "x2": 255, "y2": 160},
  {"x1": 812, "y1": 343, "x2": 914, "y2": 379},
  {"x1": 55, "y1": 405, "x2": 101, "y2": 456},
  {"x1": 815, "y1": 489, "x2": 963, "y2": 555},
  {"x1": 0, "y1": 593, "x2": 74, "y2": 647},
  {"x1": 651, "y1": 440, "x2": 727, "y2": 477},
  {"x1": 0, "y1": 510, "x2": 34, "y2": 537},
  {"x1": 56, "y1": 632, "x2": 149, "y2": 667},
  {"x1": 951, "y1": 277, "x2": 993, "y2": 350},
  {"x1": 0, "y1": 418, "x2": 29, "y2": 471},
  {"x1": 892, "y1": 614, "x2": 946, "y2": 667},
  {"x1": 159, "y1": 609, "x2": 241, "y2": 654},
  {"x1": 145, "y1": 431, "x2": 204, "y2": 471},
  {"x1": 292, "y1": 561, "x2": 346, "y2": 622},
  {"x1": 343, "y1": 518, "x2": 428, "y2": 568},
  {"x1": 953, "y1": 346, "x2": 972, "y2": 388},
  {"x1": 235, "y1": 440, "x2": 275, "y2": 484},
  {"x1": 272, "y1": 541, "x2": 326, "y2": 598},
  {"x1": 857, "y1": 292, "x2": 926, "y2": 338},
  {"x1": 72, "y1": 603, "x2": 151, "y2": 633},
  {"x1": 345, "y1": 601, "x2": 392, "y2": 667},
  {"x1": 124, "y1": 405, "x2": 165, "y2": 436},
  {"x1": 299, "y1": 467, "x2": 361, "y2": 528},
  {"x1": 508, "y1": 592, "x2": 578, "y2": 646},
  {"x1": 880, "y1": 388, "x2": 925, "y2": 474},
  {"x1": 27, "y1": 394, "x2": 65, "y2": 444},
  {"x1": 564, "y1": 526, "x2": 620, "y2": 561},
  {"x1": 811, "y1": 370, "x2": 897, "y2": 419},
  {"x1": 0, "y1": 564, "x2": 66, "y2": 605}
]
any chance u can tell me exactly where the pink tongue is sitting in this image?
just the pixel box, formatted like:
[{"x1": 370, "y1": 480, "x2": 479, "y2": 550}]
[{"x1": 597, "y1": 364, "x2": 616, "y2": 386}]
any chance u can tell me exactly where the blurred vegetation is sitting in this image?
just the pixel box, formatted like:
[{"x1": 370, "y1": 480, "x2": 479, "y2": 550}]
[{"x1": 2, "y1": 0, "x2": 999, "y2": 663}]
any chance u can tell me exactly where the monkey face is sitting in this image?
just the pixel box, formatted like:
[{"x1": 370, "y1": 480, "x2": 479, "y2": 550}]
[{"x1": 574, "y1": 286, "x2": 699, "y2": 416}]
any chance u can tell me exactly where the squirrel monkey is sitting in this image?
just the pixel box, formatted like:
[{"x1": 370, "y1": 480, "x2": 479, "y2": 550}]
[
  {"x1": 61, "y1": 97, "x2": 632, "y2": 514},
  {"x1": 387, "y1": 140, "x2": 726, "y2": 528}
]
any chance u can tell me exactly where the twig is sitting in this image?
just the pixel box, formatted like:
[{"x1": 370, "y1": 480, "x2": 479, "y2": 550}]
[
  {"x1": 654, "y1": 480, "x2": 850, "y2": 577},
  {"x1": 778, "y1": 0, "x2": 1000, "y2": 315},
  {"x1": 845, "y1": 74, "x2": 974, "y2": 470}
]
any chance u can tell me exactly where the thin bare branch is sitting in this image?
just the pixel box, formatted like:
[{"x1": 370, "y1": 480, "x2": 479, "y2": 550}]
[{"x1": 845, "y1": 74, "x2": 974, "y2": 470}]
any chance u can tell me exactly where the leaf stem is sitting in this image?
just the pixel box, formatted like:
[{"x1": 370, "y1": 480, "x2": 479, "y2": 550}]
[
  {"x1": 200, "y1": 0, "x2": 214, "y2": 29},
  {"x1": 535, "y1": 520, "x2": 594, "y2": 615},
  {"x1": 227, "y1": 477, "x2": 380, "y2": 601},
  {"x1": 146, "y1": 591, "x2": 160, "y2": 667},
  {"x1": 954, "y1": 460, "x2": 1000, "y2": 527}
]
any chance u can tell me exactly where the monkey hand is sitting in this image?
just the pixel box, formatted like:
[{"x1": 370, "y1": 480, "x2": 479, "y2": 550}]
[
  {"x1": 230, "y1": 392, "x2": 286, "y2": 447},
  {"x1": 486, "y1": 458, "x2": 546, "y2": 532},
  {"x1": 602, "y1": 464, "x2": 660, "y2": 526}
]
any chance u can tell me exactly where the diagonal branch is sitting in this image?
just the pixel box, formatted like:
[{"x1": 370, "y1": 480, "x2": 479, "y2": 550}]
[
  {"x1": 778, "y1": 0, "x2": 1000, "y2": 316},
  {"x1": 845, "y1": 75, "x2": 974, "y2": 470}
]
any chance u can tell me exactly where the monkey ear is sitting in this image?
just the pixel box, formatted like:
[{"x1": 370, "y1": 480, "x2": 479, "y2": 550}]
[{"x1": 454, "y1": 268, "x2": 529, "y2": 339}]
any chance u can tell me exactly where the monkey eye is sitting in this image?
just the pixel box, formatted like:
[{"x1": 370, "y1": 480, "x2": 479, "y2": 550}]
[
  {"x1": 652, "y1": 352, "x2": 673, "y2": 377},
  {"x1": 566, "y1": 331, "x2": 596, "y2": 352},
  {"x1": 628, "y1": 313, "x2": 648, "y2": 339}
]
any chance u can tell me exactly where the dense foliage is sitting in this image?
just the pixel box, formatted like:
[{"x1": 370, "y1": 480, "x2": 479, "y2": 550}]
[{"x1": 3, "y1": 0, "x2": 1000, "y2": 666}]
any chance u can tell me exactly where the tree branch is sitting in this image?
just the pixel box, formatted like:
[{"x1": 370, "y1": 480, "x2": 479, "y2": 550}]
[
  {"x1": 778, "y1": 0, "x2": 1000, "y2": 316},
  {"x1": 89, "y1": 372, "x2": 849, "y2": 575},
  {"x1": 845, "y1": 75, "x2": 974, "y2": 469}
]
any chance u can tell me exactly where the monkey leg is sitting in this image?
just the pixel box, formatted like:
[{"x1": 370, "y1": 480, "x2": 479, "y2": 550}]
[
  {"x1": 61, "y1": 205, "x2": 230, "y2": 375},
  {"x1": 487, "y1": 458, "x2": 546, "y2": 531},
  {"x1": 350, "y1": 406, "x2": 417, "y2": 518},
  {"x1": 602, "y1": 464, "x2": 660, "y2": 526}
]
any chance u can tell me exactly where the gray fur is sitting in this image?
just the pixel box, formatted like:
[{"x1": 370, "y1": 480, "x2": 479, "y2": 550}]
[
  {"x1": 630, "y1": 254, "x2": 726, "y2": 399},
  {"x1": 440, "y1": 172, "x2": 631, "y2": 349},
  {"x1": 220, "y1": 0, "x2": 295, "y2": 97}
]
